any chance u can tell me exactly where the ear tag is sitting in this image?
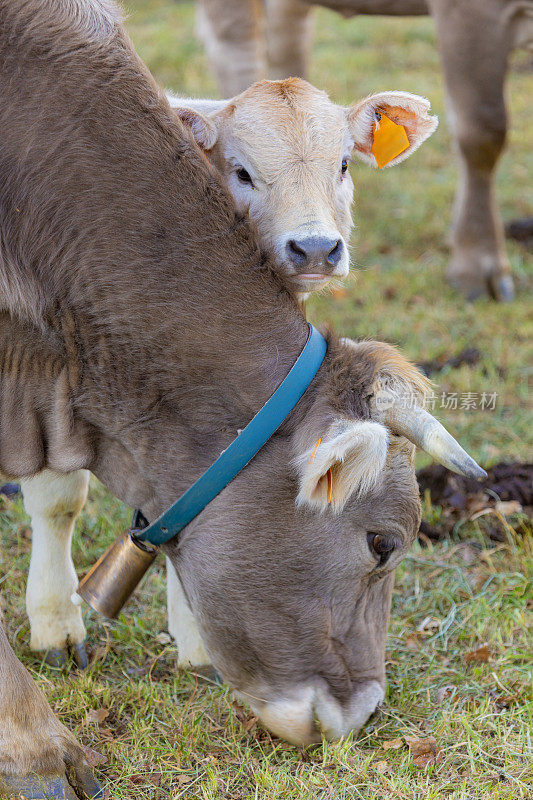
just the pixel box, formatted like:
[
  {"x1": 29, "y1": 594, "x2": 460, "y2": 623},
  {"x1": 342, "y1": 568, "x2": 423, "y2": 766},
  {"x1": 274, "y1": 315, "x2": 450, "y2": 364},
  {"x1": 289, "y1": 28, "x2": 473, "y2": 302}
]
[
  {"x1": 308, "y1": 438, "x2": 322, "y2": 463},
  {"x1": 371, "y1": 113, "x2": 409, "y2": 169}
]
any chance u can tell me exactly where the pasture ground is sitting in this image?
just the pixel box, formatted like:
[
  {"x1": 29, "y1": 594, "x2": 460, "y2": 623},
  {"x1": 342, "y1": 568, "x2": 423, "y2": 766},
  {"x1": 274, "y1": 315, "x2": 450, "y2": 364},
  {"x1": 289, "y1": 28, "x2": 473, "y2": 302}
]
[{"x1": 1, "y1": 2, "x2": 532, "y2": 798}]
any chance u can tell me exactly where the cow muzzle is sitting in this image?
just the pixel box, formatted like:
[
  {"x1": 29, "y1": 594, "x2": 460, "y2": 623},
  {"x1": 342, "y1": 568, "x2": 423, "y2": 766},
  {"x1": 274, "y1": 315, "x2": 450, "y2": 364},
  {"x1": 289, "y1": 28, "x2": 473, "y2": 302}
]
[
  {"x1": 278, "y1": 229, "x2": 349, "y2": 293},
  {"x1": 241, "y1": 679, "x2": 384, "y2": 744}
]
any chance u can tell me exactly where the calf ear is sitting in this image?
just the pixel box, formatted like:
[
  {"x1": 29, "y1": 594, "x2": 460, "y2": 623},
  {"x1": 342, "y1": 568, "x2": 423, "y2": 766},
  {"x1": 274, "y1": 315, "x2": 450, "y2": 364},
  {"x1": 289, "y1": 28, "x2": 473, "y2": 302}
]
[
  {"x1": 172, "y1": 106, "x2": 219, "y2": 150},
  {"x1": 346, "y1": 91, "x2": 438, "y2": 168},
  {"x1": 296, "y1": 420, "x2": 389, "y2": 513}
]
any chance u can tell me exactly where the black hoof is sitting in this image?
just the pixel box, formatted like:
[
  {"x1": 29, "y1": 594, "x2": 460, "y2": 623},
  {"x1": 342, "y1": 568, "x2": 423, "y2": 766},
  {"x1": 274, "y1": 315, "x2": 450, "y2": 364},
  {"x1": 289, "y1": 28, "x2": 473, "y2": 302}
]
[
  {"x1": 0, "y1": 772, "x2": 103, "y2": 799},
  {"x1": 0, "y1": 482, "x2": 20, "y2": 498},
  {"x1": 490, "y1": 274, "x2": 515, "y2": 302},
  {"x1": 43, "y1": 647, "x2": 69, "y2": 669},
  {"x1": 72, "y1": 642, "x2": 89, "y2": 670}
]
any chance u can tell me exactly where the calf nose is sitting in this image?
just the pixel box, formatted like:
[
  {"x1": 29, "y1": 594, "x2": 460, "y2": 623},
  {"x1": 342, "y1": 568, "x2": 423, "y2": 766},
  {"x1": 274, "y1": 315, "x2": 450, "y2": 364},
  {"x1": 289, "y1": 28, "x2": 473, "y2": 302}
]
[{"x1": 286, "y1": 235, "x2": 344, "y2": 274}]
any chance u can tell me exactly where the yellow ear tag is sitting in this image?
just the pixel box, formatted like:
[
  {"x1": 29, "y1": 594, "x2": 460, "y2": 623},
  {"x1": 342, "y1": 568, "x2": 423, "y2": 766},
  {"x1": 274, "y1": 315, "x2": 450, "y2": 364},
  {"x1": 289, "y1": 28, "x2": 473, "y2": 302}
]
[
  {"x1": 326, "y1": 467, "x2": 333, "y2": 504},
  {"x1": 371, "y1": 113, "x2": 409, "y2": 169}
]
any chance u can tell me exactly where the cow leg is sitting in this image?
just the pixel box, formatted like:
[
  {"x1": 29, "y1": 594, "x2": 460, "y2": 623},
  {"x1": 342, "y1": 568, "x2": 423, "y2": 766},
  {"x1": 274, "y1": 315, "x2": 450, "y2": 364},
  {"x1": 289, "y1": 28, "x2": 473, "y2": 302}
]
[
  {"x1": 166, "y1": 557, "x2": 210, "y2": 669},
  {"x1": 429, "y1": 0, "x2": 513, "y2": 300},
  {"x1": 265, "y1": 0, "x2": 313, "y2": 79},
  {"x1": 22, "y1": 470, "x2": 89, "y2": 669},
  {"x1": 196, "y1": 0, "x2": 267, "y2": 95},
  {"x1": 0, "y1": 615, "x2": 102, "y2": 799}
]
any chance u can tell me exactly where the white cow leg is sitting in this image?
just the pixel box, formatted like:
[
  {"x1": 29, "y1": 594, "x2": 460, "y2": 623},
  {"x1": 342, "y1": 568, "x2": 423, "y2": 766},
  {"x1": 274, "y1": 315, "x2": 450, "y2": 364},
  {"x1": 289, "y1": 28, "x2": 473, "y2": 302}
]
[
  {"x1": 265, "y1": 0, "x2": 314, "y2": 80},
  {"x1": 22, "y1": 469, "x2": 90, "y2": 668},
  {"x1": 430, "y1": 0, "x2": 513, "y2": 301},
  {"x1": 166, "y1": 556, "x2": 210, "y2": 670},
  {"x1": 196, "y1": 0, "x2": 266, "y2": 95}
]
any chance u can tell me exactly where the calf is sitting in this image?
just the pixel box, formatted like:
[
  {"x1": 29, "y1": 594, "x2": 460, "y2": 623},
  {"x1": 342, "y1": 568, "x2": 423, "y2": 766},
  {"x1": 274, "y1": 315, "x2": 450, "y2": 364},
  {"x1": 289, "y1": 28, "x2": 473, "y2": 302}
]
[
  {"x1": 197, "y1": 0, "x2": 533, "y2": 300},
  {"x1": 0, "y1": 4, "x2": 483, "y2": 797},
  {"x1": 170, "y1": 80, "x2": 437, "y2": 296}
]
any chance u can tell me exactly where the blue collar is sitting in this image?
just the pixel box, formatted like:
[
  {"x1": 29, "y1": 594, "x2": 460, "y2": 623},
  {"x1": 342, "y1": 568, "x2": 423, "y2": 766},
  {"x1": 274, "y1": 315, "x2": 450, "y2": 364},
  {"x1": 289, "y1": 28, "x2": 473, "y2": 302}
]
[{"x1": 135, "y1": 323, "x2": 327, "y2": 546}]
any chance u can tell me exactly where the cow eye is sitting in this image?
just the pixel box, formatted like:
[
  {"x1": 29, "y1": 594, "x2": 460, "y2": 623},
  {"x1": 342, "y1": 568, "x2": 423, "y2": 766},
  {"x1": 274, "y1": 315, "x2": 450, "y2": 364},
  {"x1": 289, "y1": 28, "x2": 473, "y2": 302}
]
[
  {"x1": 367, "y1": 533, "x2": 395, "y2": 566},
  {"x1": 236, "y1": 167, "x2": 253, "y2": 186},
  {"x1": 341, "y1": 159, "x2": 349, "y2": 175}
]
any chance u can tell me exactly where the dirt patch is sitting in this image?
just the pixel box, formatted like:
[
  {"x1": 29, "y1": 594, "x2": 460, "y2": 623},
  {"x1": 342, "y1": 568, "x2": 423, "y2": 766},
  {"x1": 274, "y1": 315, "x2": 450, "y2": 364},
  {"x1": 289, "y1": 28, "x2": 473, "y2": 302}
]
[{"x1": 417, "y1": 462, "x2": 533, "y2": 541}]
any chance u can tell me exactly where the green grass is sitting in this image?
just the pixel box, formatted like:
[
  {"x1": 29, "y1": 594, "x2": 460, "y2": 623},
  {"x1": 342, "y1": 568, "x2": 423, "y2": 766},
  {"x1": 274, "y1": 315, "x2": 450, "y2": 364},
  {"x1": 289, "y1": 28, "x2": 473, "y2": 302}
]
[{"x1": 2, "y1": 3, "x2": 532, "y2": 798}]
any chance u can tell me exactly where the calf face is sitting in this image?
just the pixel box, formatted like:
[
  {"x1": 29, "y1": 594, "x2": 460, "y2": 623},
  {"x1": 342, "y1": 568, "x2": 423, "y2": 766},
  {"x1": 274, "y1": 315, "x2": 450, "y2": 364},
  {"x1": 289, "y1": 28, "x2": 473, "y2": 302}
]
[{"x1": 172, "y1": 79, "x2": 438, "y2": 294}]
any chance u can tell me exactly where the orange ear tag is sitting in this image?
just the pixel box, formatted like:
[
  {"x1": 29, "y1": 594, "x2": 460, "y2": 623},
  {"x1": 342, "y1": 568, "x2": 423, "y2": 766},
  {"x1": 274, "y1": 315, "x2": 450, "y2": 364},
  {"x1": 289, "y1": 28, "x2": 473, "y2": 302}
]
[
  {"x1": 308, "y1": 438, "x2": 322, "y2": 463},
  {"x1": 371, "y1": 114, "x2": 409, "y2": 169},
  {"x1": 326, "y1": 468, "x2": 333, "y2": 504}
]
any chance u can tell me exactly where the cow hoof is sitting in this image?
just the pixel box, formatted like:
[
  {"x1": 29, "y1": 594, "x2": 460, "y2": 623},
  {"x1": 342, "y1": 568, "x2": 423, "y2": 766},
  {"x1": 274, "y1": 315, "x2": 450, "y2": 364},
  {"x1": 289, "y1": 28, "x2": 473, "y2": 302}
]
[
  {"x1": 41, "y1": 641, "x2": 89, "y2": 670},
  {"x1": 43, "y1": 647, "x2": 69, "y2": 669},
  {"x1": 72, "y1": 642, "x2": 89, "y2": 670},
  {"x1": 0, "y1": 482, "x2": 20, "y2": 498},
  {"x1": 489, "y1": 273, "x2": 514, "y2": 302},
  {"x1": 0, "y1": 771, "x2": 103, "y2": 799}
]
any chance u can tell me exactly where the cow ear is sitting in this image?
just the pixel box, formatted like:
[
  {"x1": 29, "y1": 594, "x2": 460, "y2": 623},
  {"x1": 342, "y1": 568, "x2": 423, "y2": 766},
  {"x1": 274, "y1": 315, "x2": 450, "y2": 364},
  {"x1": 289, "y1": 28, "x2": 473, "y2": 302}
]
[
  {"x1": 172, "y1": 106, "x2": 219, "y2": 150},
  {"x1": 346, "y1": 91, "x2": 438, "y2": 168},
  {"x1": 296, "y1": 420, "x2": 389, "y2": 513}
]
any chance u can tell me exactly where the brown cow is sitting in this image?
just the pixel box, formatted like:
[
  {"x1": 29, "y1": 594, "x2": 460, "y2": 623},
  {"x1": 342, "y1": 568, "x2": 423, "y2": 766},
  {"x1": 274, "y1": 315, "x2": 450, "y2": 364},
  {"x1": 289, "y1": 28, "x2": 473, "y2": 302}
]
[
  {"x1": 197, "y1": 0, "x2": 533, "y2": 300},
  {"x1": 0, "y1": 1, "x2": 483, "y2": 795}
]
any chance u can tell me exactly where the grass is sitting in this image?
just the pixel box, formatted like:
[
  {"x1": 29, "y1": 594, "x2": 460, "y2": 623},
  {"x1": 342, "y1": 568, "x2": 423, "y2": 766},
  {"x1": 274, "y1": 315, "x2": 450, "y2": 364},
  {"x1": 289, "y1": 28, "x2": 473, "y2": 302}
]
[{"x1": 2, "y1": 2, "x2": 532, "y2": 798}]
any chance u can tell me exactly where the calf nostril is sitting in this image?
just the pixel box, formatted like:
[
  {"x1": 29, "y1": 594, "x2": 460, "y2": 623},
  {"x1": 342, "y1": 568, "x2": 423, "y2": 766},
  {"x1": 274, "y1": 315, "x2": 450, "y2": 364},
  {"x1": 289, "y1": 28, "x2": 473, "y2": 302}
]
[
  {"x1": 327, "y1": 239, "x2": 343, "y2": 267},
  {"x1": 286, "y1": 239, "x2": 308, "y2": 266}
]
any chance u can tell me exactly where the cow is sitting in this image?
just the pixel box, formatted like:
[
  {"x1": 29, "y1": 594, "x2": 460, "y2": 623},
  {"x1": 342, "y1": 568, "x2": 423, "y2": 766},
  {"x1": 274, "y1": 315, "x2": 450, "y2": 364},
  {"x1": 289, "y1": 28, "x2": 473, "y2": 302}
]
[
  {"x1": 19, "y1": 78, "x2": 437, "y2": 672},
  {"x1": 0, "y1": 1, "x2": 484, "y2": 795},
  {"x1": 196, "y1": 0, "x2": 533, "y2": 301}
]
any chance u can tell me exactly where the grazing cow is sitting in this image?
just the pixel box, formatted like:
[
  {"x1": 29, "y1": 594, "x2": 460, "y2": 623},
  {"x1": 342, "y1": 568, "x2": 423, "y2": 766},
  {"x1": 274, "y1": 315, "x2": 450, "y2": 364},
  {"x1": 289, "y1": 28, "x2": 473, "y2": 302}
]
[
  {"x1": 197, "y1": 0, "x2": 533, "y2": 300},
  {"x1": 19, "y1": 78, "x2": 437, "y2": 671},
  {"x1": 0, "y1": 2, "x2": 483, "y2": 794}
]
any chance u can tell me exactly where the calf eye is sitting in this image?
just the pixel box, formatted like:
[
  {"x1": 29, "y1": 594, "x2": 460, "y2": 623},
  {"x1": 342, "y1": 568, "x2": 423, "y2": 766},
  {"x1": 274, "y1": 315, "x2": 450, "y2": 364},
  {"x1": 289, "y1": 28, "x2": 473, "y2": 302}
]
[
  {"x1": 367, "y1": 533, "x2": 395, "y2": 566},
  {"x1": 341, "y1": 159, "x2": 349, "y2": 175},
  {"x1": 236, "y1": 167, "x2": 253, "y2": 186}
]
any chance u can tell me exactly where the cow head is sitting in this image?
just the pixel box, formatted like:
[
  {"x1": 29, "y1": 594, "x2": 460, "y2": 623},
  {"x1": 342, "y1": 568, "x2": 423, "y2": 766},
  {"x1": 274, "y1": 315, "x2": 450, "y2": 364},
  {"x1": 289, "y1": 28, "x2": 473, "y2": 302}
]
[
  {"x1": 165, "y1": 339, "x2": 481, "y2": 744},
  {"x1": 172, "y1": 79, "x2": 438, "y2": 296}
]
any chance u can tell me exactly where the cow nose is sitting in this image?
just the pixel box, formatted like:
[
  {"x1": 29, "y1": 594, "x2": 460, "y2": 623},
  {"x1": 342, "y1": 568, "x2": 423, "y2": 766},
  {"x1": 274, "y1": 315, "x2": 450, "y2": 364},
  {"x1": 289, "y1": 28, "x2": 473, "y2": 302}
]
[
  {"x1": 285, "y1": 236, "x2": 344, "y2": 273},
  {"x1": 247, "y1": 679, "x2": 384, "y2": 745}
]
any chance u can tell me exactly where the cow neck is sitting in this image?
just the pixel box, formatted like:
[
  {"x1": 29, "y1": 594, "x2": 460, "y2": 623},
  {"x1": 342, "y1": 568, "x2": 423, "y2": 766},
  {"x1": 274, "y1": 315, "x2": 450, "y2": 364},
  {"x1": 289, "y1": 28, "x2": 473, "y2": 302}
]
[
  {"x1": 134, "y1": 323, "x2": 327, "y2": 546},
  {"x1": 0, "y1": 0, "x2": 311, "y2": 514}
]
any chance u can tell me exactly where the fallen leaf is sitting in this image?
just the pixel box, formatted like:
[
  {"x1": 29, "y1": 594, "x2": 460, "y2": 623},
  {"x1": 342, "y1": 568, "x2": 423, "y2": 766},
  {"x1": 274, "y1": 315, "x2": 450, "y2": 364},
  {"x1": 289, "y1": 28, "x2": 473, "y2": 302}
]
[
  {"x1": 382, "y1": 738, "x2": 403, "y2": 751},
  {"x1": 81, "y1": 745, "x2": 108, "y2": 767},
  {"x1": 176, "y1": 774, "x2": 193, "y2": 786},
  {"x1": 374, "y1": 760, "x2": 390, "y2": 774},
  {"x1": 86, "y1": 707, "x2": 109, "y2": 725},
  {"x1": 435, "y1": 685, "x2": 455, "y2": 704},
  {"x1": 465, "y1": 643, "x2": 492, "y2": 664},
  {"x1": 243, "y1": 715, "x2": 258, "y2": 733},
  {"x1": 405, "y1": 736, "x2": 442, "y2": 769},
  {"x1": 154, "y1": 631, "x2": 172, "y2": 645}
]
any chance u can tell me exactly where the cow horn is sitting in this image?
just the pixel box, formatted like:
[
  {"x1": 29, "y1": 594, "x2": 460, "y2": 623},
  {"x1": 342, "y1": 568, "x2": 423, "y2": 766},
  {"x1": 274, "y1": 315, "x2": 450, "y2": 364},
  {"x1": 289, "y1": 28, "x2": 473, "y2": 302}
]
[{"x1": 383, "y1": 402, "x2": 487, "y2": 480}]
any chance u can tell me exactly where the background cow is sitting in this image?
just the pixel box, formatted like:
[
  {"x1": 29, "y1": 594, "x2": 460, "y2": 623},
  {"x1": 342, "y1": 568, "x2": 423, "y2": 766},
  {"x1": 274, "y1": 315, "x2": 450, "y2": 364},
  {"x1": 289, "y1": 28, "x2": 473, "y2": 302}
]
[
  {"x1": 197, "y1": 0, "x2": 533, "y2": 300},
  {"x1": 0, "y1": 1, "x2": 483, "y2": 793}
]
